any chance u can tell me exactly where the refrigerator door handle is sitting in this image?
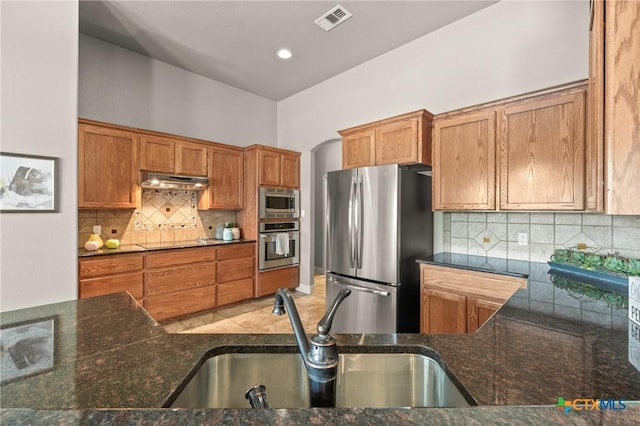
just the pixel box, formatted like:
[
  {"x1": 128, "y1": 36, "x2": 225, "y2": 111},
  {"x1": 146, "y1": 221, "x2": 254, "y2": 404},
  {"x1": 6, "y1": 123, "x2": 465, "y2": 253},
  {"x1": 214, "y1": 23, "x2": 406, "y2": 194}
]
[
  {"x1": 329, "y1": 277, "x2": 391, "y2": 297},
  {"x1": 356, "y1": 175, "x2": 364, "y2": 268},
  {"x1": 348, "y1": 175, "x2": 357, "y2": 268}
]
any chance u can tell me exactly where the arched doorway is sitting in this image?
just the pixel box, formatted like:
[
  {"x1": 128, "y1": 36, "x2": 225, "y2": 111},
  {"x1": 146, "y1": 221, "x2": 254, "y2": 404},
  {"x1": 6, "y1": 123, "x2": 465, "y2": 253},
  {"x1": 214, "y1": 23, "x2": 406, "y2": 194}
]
[{"x1": 311, "y1": 138, "x2": 341, "y2": 284}]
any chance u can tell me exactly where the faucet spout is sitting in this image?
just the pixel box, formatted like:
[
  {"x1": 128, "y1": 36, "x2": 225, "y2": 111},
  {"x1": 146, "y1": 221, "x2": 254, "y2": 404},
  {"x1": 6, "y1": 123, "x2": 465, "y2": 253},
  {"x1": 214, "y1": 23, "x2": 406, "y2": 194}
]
[{"x1": 272, "y1": 288, "x2": 310, "y2": 367}]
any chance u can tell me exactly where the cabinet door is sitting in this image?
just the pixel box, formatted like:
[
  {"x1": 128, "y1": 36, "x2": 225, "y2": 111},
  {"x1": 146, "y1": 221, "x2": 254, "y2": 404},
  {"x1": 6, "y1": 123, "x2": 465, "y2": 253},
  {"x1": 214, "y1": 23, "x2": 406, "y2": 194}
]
[
  {"x1": 280, "y1": 153, "x2": 300, "y2": 188},
  {"x1": 209, "y1": 146, "x2": 243, "y2": 209},
  {"x1": 258, "y1": 149, "x2": 281, "y2": 186},
  {"x1": 421, "y1": 288, "x2": 466, "y2": 334},
  {"x1": 498, "y1": 90, "x2": 585, "y2": 210},
  {"x1": 604, "y1": 1, "x2": 640, "y2": 214},
  {"x1": 467, "y1": 297, "x2": 501, "y2": 334},
  {"x1": 341, "y1": 129, "x2": 375, "y2": 170},
  {"x1": 433, "y1": 111, "x2": 496, "y2": 210},
  {"x1": 176, "y1": 141, "x2": 208, "y2": 176},
  {"x1": 78, "y1": 124, "x2": 139, "y2": 208},
  {"x1": 586, "y1": 0, "x2": 604, "y2": 212},
  {"x1": 139, "y1": 135, "x2": 175, "y2": 173},
  {"x1": 375, "y1": 118, "x2": 418, "y2": 165}
]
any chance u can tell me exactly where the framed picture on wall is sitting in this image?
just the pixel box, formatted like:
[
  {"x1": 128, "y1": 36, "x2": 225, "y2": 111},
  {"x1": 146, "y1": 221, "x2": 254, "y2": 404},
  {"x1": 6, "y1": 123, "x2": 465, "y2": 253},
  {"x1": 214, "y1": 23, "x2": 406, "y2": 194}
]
[
  {"x1": 0, "y1": 152, "x2": 58, "y2": 212},
  {"x1": 0, "y1": 316, "x2": 57, "y2": 384}
]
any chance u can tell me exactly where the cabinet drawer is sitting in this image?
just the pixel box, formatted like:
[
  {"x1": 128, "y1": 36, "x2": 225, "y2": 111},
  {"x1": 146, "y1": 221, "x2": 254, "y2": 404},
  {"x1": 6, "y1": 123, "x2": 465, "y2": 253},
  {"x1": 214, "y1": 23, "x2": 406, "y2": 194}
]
[
  {"x1": 144, "y1": 247, "x2": 216, "y2": 268},
  {"x1": 217, "y1": 278, "x2": 254, "y2": 306},
  {"x1": 145, "y1": 286, "x2": 216, "y2": 321},
  {"x1": 79, "y1": 272, "x2": 144, "y2": 300},
  {"x1": 79, "y1": 254, "x2": 143, "y2": 279},
  {"x1": 216, "y1": 243, "x2": 254, "y2": 261},
  {"x1": 256, "y1": 266, "x2": 299, "y2": 297},
  {"x1": 146, "y1": 263, "x2": 216, "y2": 295},
  {"x1": 217, "y1": 257, "x2": 254, "y2": 284}
]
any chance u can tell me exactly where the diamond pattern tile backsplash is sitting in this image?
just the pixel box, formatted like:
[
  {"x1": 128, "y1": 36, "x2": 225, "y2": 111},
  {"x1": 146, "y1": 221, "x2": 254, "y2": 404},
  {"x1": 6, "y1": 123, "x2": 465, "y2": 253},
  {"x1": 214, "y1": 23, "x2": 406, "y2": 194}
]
[
  {"x1": 442, "y1": 212, "x2": 640, "y2": 262},
  {"x1": 140, "y1": 190, "x2": 197, "y2": 230},
  {"x1": 78, "y1": 190, "x2": 236, "y2": 247}
]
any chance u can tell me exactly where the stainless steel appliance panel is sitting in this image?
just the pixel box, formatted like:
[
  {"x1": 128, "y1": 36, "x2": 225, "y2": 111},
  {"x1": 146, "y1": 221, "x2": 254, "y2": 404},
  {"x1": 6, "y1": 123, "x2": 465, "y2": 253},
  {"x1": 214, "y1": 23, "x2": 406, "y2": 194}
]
[
  {"x1": 326, "y1": 168, "x2": 357, "y2": 278},
  {"x1": 357, "y1": 164, "x2": 399, "y2": 284},
  {"x1": 326, "y1": 273, "x2": 397, "y2": 334},
  {"x1": 259, "y1": 187, "x2": 299, "y2": 219},
  {"x1": 258, "y1": 221, "x2": 299, "y2": 270}
]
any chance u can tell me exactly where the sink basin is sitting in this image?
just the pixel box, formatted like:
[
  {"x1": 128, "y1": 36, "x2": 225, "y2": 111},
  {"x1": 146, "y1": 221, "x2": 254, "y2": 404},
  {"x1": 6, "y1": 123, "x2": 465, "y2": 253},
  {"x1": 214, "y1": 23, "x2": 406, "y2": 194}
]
[{"x1": 169, "y1": 349, "x2": 471, "y2": 409}]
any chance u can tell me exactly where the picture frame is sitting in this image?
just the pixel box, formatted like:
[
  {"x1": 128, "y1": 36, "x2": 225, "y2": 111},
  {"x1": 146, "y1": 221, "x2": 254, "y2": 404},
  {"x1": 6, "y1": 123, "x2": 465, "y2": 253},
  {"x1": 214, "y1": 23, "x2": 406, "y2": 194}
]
[
  {"x1": 0, "y1": 152, "x2": 58, "y2": 212},
  {"x1": 0, "y1": 316, "x2": 57, "y2": 384}
]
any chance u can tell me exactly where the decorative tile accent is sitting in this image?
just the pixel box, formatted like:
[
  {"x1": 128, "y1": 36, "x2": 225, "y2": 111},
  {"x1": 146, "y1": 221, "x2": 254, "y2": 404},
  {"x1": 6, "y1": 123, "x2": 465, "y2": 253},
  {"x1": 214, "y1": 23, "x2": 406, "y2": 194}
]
[
  {"x1": 441, "y1": 212, "x2": 640, "y2": 263},
  {"x1": 473, "y1": 228, "x2": 500, "y2": 251},
  {"x1": 141, "y1": 190, "x2": 197, "y2": 230},
  {"x1": 78, "y1": 191, "x2": 237, "y2": 247}
]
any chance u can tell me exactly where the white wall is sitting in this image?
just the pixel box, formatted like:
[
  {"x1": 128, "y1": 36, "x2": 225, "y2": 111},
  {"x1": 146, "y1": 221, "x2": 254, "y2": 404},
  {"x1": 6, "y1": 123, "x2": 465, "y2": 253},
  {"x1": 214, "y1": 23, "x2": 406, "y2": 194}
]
[
  {"x1": 1, "y1": 1, "x2": 79, "y2": 311},
  {"x1": 79, "y1": 34, "x2": 277, "y2": 147},
  {"x1": 277, "y1": 1, "x2": 589, "y2": 288},
  {"x1": 313, "y1": 139, "x2": 341, "y2": 271}
]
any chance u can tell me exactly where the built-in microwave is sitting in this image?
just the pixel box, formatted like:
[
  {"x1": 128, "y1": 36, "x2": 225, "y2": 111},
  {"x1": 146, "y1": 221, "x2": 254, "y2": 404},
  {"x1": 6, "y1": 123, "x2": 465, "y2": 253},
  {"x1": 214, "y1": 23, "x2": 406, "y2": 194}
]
[{"x1": 259, "y1": 187, "x2": 299, "y2": 219}]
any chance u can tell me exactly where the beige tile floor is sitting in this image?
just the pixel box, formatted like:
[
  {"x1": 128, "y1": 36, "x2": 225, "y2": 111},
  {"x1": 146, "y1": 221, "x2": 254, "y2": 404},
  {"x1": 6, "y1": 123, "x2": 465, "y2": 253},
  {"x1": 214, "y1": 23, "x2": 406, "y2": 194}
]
[{"x1": 163, "y1": 275, "x2": 326, "y2": 334}]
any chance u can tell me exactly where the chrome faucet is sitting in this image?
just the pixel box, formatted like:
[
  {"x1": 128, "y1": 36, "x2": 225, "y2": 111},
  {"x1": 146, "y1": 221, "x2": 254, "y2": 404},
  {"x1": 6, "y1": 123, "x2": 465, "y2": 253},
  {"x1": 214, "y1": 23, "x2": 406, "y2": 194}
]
[{"x1": 272, "y1": 287, "x2": 351, "y2": 386}]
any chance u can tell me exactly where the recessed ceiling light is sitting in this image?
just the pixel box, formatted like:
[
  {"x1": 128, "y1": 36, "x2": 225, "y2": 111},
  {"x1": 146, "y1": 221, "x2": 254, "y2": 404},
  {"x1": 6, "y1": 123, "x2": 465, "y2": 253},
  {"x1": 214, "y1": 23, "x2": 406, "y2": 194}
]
[{"x1": 277, "y1": 48, "x2": 292, "y2": 60}]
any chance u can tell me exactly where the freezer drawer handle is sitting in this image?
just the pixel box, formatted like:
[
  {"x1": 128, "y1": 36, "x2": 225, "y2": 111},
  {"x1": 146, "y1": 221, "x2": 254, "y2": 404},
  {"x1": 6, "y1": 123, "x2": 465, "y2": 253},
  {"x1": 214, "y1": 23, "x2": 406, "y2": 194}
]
[{"x1": 330, "y1": 278, "x2": 390, "y2": 297}]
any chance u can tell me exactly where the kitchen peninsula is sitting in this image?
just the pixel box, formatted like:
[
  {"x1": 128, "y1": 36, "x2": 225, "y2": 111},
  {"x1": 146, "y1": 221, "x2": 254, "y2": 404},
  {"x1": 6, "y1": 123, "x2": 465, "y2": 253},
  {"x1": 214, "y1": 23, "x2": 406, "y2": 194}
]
[{"x1": 2, "y1": 258, "x2": 639, "y2": 424}]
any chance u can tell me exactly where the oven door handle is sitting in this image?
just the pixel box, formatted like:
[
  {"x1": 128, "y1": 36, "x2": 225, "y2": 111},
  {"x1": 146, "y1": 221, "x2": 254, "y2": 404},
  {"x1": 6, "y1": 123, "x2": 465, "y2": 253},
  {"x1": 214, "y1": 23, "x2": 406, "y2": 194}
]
[
  {"x1": 259, "y1": 232, "x2": 298, "y2": 242},
  {"x1": 329, "y1": 278, "x2": 390, "y2": 297}
]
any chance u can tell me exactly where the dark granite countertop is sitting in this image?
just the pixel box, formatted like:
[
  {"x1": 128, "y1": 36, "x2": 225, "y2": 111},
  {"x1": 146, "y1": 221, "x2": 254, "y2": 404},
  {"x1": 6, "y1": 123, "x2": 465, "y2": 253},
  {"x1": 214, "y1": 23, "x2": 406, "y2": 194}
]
[
  {"x1": 417, "y1": 252, "x2": 531, "y2": 279},
  {"x1": 78, "y1": 239, "x2": 255, "y2": 257},
  {"x1": 2, "y1": 253, "x2": 640, "y2": 424}
]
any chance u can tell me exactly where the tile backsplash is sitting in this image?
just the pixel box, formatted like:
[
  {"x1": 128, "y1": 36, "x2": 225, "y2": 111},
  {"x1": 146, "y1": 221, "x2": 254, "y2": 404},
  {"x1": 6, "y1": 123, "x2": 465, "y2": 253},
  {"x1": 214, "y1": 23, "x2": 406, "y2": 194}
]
[
  {"x1": 78, "y1": 190, "x2": 236, "y2": 247},
  {"x1": 442, "y1": 212, "x2": 640, "y2": 262}
]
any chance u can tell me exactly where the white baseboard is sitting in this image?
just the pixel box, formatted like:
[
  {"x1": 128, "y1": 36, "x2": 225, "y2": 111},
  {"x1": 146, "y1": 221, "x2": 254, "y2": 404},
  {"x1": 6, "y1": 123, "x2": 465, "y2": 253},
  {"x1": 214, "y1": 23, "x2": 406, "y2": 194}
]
[
  {"x1": 295, "y1": 283, "x2": 312, "y2": 294},
  {"x1": 314, "y1": 266, "x2": 326, "y2": 275}
]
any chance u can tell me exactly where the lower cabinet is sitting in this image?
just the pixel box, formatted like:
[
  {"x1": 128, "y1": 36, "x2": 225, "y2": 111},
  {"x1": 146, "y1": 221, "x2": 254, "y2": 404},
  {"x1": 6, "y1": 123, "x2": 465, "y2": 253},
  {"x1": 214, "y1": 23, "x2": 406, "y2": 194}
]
[
  {"x1": 78, "y1": 254, "x2": 144, "y2": 303},
  {"x1": 78, "y1": 242, "x2": 256, "y2": 322},
  {"x1": 216, "y1": 244, "x2": 255, "y2": 306},
  {"x1": 256, "y1": 266, "x2": 299, "y2": 298},
  {"x1": 420, "y1": 263, "x2": 525, "y2": 334},
  {"x1": 422, "y1": 288, "x2": 467, "y2": 334},
  {"x1": 144, "y1": 247, "x2": 217, "y2": 321}
]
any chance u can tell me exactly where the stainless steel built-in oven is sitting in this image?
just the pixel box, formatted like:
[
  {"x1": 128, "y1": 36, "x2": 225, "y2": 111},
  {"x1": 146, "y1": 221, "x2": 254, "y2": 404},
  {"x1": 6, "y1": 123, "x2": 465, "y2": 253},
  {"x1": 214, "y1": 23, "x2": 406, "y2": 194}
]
[
  {"x1": 259, "y1": 187, "x2": 299, "y2": 219},
  {"x1": 258, "y1": 221, "x2": 299, "y2": 270}
]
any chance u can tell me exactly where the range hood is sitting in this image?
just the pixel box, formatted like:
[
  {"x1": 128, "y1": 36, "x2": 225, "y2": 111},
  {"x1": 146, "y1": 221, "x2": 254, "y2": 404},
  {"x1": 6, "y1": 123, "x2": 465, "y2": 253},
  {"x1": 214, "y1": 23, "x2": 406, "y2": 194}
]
[{"x1": 141, "y1": 172, "x2": 209, "y2": 190}]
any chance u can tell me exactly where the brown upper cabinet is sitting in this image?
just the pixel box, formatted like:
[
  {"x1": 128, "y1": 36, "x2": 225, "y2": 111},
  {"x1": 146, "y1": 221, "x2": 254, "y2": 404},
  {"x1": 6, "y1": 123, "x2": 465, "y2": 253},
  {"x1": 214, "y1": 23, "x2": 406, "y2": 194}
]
[
  {"x1": 248, "y1": 145, "x2": 300, "y2": 188},
  {"x1": 339, "y1": 109, "x2": 433, "y2": 170},
  {"x1": 498, "y1": 89, "x2": 585, "y2": 210},
  {"x1": 590, "y1": 0, "x2": 640, "y2": 215},
  {"x1": 203, "y1": 145, "x2": 244, "y2": 210},
  {"x1": 433, "y1": 110, "x2": 496, "y2": 210},
  {"x1": 432, "y1": 82, "x2": 587, "y2": 211},
  {"x1": 78, "y1": 121, "x2": 139, "y2": 209},
  {"x1": 139, "y1": 135, "x2": 208, "y2": 176}
]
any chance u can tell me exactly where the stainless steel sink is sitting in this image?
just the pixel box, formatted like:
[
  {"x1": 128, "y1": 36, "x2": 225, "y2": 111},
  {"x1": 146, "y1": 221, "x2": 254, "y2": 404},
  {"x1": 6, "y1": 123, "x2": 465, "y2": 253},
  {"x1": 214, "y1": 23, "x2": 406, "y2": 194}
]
[{"x1": 169, "y1": 351, "x2": 471, "y2": 409}]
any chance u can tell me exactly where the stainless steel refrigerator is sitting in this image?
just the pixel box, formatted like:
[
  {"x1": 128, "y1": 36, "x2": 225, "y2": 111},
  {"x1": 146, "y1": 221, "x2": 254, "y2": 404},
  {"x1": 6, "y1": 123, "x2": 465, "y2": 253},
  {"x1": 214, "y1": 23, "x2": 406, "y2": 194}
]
[{"x1": 326, "y1": 164, "x2": 433, "y2": 333}]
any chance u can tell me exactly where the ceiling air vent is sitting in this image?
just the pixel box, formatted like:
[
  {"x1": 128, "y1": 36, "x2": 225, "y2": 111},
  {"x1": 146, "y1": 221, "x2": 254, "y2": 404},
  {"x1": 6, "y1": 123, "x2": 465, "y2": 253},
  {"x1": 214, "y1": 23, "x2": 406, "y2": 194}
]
[{"x1": 314, "y1": 4, "x2": 352, "y2": 31}]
